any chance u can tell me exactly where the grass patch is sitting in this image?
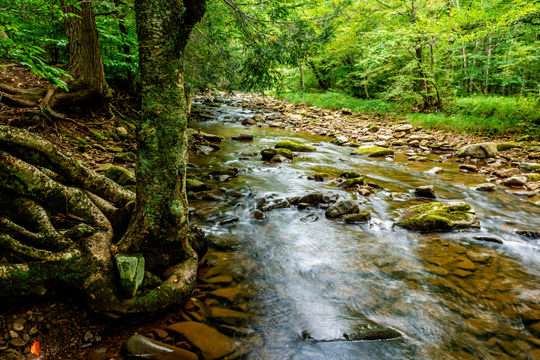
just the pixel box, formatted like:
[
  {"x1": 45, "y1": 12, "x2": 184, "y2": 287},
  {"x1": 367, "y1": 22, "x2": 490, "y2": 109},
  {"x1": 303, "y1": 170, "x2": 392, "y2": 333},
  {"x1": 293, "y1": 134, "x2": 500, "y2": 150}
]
[{"x1": 276, "y1": 91, "x2": 540, "y2": 136}]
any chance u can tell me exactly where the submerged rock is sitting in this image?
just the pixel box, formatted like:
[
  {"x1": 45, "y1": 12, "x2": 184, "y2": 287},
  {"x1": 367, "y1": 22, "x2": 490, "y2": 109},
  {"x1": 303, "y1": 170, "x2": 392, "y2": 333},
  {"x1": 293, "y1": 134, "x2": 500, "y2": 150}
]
[
  {"x1": 472, "y1": 235, "x2": 503, "y2": 244},
  {"x1": 325, "y1": 199, "x2": 359, "y2": 219},
  {"x1": 456, "y1": 142, "x2": 498, "y2": 159},
  {"x1": 396, "y1": 202, "x2": 480, "y2": 232},
  {"x1": 123, "y1": 334, "x2": 197, "y2": 360},
  {"x1": 351, "y1": 146, "x2": 394, "y2": 157},
  {"x1": 274, "y1": 140, "x2": 316, "y2": 152},
  {"x1": 474, "y1": 183, "x2": 496, "y2": 191},
  {"x1": 261, "y1": 148, "x2": 293, "y2": 161},
  {"x1": 344, "y1": 212, "x2": 371, "y2": 223},
  {"x1": 336, "y1": 177, "x2": 365, "y2": 189},
  {"x1": 516, "y1": 230, "x2": 540, "y2": 239}
]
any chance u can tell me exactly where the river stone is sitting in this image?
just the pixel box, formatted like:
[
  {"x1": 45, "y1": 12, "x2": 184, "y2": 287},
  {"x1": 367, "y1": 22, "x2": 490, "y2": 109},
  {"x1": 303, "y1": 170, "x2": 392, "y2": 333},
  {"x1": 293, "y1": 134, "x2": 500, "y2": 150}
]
[
  {"x1": 231, "y1": 133, "x2": 253, "y2": 141},
  {"x1": 516, "y1": 230, "x2": 540, "y2": 239},
  {"x1": 191, "y1": 189, "x2": 225, "y2": 201},
  {"x1": 459, "y1": 164, "x2": 477, "y2": 172},
  {"x1": 105, "y1": 165, "x2": 136, "y2": 186},
  {"x1": 396, "y1": 202, "x2": 480, "y2": 232},
  {"x1": 345, "y1": 327, "x2": 401, "y2": 341},
  {"x1": 331, "y1": 136, "x2": 348, "y2": 145},
  {"x1": 506, "y1": 190, "x2": 537, "y2": 197},
  {"x1": 123, "y1": 334, "x2": 197, "y2": 360},
  {"x1": 300, "y1": 214, "x2": 319, "y2": 222},
  {"x1": 270, "y1": 155, "x2": 290, "y2": 163},
  {"x1": 269, "y1": 121, "x2": 285, "y2": 128},
  {"x1": 474, "y1": 183, "x2": 496, "y2": 191},
  {"x1": 251, "y1": 210, "x2": 267, "y2": 220},
  {"x1": 209, "y1": 307, "x2": 249, "y2": 326},
  {"x1": 496, "y1": 142, "x2": 517, "y2": 151},
  {"x1": 472, "y1": 235, "x2": 503, "y2": 244},
  {"x1": 336, "y1": 177, "x2": 365, "y2": 189},
  {"x1": 298, "y1": 193, "x2": 324, "y2": 204},
  {"x1": 261, "y1": 199, "x2": 290, "y2": 211},
  {"x1": 344, "y1": 212, "x2": 371, "y2": 223},
  {"x1": 274, "y1": 140, "x2": 316, "y2": 152},
  {"x1": 351, "y1": 146, "x2": 394, "y2": 157},
  {"x1": 115, "y1": 253, "x2": 145, "y2": 298},
  {"x1": 394, "y1": 124, "x2": 413, "y2": 132},
  {"x1": 186, "y1": 179, "x2": 211, "y2": 192},
  {"x1": 414, "y1": 185, "x2": 436, "y2": 199},
  {"x1": 210, "y1": 288, "x2": 242, "y2": 301},
  {"x1": 494, "y1": 168, "x2": 520, "y2": 178},
  {"x1": 167, "y1": 322, "x2": 237, "y2": 360},
  {"x1": 390, "y1": 192, "x2": 410, "y2": 201},
  {"x1": 456, "y1": 142, "x2": 498, "y2": 159},
  {"x1": 241, "y1": 118, "x2": 257, "y2": 126},
  {"x1": 520, "y1": 162, "x2": 540, "y2": 172},
  {"x1": 339, "y1": 171, "x2": 362, "y2": 178},
  {"x1": 428, "y1": 167, "x2": 444, "y2": 174},
  {"x1": 261, "y1": 148, "x2": 293, "y2": 160},
  {"x1": 325, "y1": 199, "x2": 358, "y2": 219},
  {"x1": 503, "y1": 176, "x2": 528, "y2": 186}
]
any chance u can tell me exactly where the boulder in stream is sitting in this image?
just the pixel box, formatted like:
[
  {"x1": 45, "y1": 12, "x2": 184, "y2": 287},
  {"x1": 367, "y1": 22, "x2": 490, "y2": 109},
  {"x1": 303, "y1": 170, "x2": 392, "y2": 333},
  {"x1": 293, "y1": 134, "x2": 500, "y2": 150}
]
[
  {"x1": 396, "y1": 201, "x2": 480, "y2": 232},
  {"x1": 274, "y1": 140, "x2": 316, "y2": 152},
  {"x1": 261, "y1": 148, "x2": 293, "y2": 161},
  {"x1": 456, "y1": 142, "x2": 498, "y2": 159},
  {"x1": 325, "y1": 199, "x2": 359, "y2": 219},
  {"x1": 414, "y1": 185, "x2": 436, "y2": 199},
  {"x1": 351, "y1": 146, "x2": 394, "y2": 157},
  {"x1": 336, "y1": 177, "x2": 365, "y2": 189}
]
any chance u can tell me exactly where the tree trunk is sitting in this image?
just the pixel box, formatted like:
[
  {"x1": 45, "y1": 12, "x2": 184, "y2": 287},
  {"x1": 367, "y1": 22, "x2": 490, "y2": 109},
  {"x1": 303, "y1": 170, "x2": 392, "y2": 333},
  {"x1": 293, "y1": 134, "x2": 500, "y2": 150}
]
[
  {"x1": 308, "y1": 61, "x2": 329, "y2": 90},
  {"x1": 118, "y1": 0, "x2": 207, "y2": 271}
]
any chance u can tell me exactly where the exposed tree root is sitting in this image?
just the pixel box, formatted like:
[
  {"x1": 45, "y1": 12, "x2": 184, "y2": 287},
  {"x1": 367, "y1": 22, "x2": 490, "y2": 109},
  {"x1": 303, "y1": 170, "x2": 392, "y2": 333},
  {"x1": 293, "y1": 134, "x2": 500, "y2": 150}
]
[{"x1": 0, "y1": 126, "x2": 198, "y2": 320}]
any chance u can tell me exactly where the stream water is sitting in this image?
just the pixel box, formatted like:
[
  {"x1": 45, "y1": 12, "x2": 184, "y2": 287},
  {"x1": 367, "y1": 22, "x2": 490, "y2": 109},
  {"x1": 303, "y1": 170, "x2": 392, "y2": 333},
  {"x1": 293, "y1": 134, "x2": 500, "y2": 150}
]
[{"x1": 188, "y1": 99, "x2": 540, "y2": 360}]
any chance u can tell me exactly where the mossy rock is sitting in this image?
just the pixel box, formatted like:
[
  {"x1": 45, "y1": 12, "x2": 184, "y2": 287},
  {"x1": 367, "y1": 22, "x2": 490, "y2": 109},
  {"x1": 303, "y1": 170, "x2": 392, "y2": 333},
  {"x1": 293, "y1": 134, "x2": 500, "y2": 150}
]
[
  {"x1": 339, "y1": 171, "x2": 362, "y2": 179},
  {"x1": 336, "y1": 177, "x2": 365, "y2": 189},
  {"x1": 186, "y1": 179, "x2": 211, "y2": 192},
  {"x1": 274, "y1": 140, "x2": 316, "y2": 152},
  {"x1": 105, "y1": 165, "x2": 136, "y2": 186},
  {"x1": 344, "y1": 212, "x2": 371, "y2": 223},
  {"x1": 351, "y1": 146, "x2": 394, "y2": 157},
  {"x1": 347, "y1": 327, "x2": 401, "y2": 341},
  {"x1": 497, "y1": 142, "x2": 517, "y2": 151},
  {"x1": 114, "y1": 151, "x2": 137, "y2": 162},
  {"x1": 525, "y1": 173, "x2": 540, "y2": 182},
  {"x1": 261, "y1": 148, "x2": 293, "y2": 160},
  {"x1": 311, "y1": 173, "x2": 333, "y2": 181},
  {"x1": 396, "y1": 201, "x2": 479, "y2": 232}
]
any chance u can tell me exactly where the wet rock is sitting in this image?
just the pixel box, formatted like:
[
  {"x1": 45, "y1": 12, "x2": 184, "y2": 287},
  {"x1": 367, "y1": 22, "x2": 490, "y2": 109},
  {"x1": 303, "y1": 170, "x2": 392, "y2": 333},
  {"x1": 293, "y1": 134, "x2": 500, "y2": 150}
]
[
  {"x1": 464, "y1": 318, "x2": 499, "y2": 336},
  {"x1": 503, "y1": 176, "x2": 528, "y2": 186},
  {"x1": 390, "y1": 192, "x2": 410, "y2": 201},
  {"x1": 194, "y1": 207, "x2": 220, "y2": 219},
  {"x1": 310, "y1": 172, "x2": 333, "y2": 181},
  {"x1": 472, "y1": 235, "x2": 503, "y2": 244},
  {"x1": 456, "y1": 142, "x2": 498, "y2": 159},
  {"x1": 408, "y1": 156, "x2": 429, "y2": 162},
  {"x1": 516, "y1": 230, "x2": 540, "y2": 239},
  {"x1": 368, "y1": 125, "x2": 380, "y2": 133},
  {"x1": 87, "y1": 344, "x2": 115, "y2": 360},
  {"x1": 261, "y1": 199, "x2": 290, "y2": 211},
  {"x1": 414, "y1": 185, "x2": 436, "y2": 199},
  {"x1": 351, "y1": 146, "x2": 394, "y2": 157},
  {"x1": 210, "y1": 288, "x2": 243, "y2": 302},
  {"x1": 339, "y1": 171, "x2": 363, "y2": 179},
  {"x1": 341, "y1": 108, "x2": 352, "y2": 115},
  {"x1": 115, "y1": 253, "x2": 145, "y2": 298},
  {"x1": 250, "y1": 210, "x2": 267, "y2": 220},
  {"x1": 104, "y1": 165, "x2": 136, "y2": 186},
  {"x1": 494, "y1": 168, "x2": 520, "y2": 178},
  {"x1": 466, "y1": 251, "x2": 491, "y2": 262},
  {"x1": 396, "y1": 202, "x2": 480, "y2": 232},
  {"x1": 298, "y1": 193, "x2": 324, "y2": 204},
  {"x1": 241, "y1": 118, "x2": 257, "y2": 126},
  {"x1": 0, "y1": 349, "x2": 22, "y2": 360},
  {"x1": 343, "y1": 212, "x2": 371, "y2": 223},
  {"x1": 167, "y1": 322, "x2": 237, "y2": 360},
  {"x1": 394, "y1": 124, "x2": 413, "y2": 132},
  {"x1": 123, "y1": 334, "x2": 197, "y2": 360},
  {"x1": 459, "y1": 164, "x2": 477, "y2": 172},
  {"x1": 186, "y1": 179, "x2": 211, "y2": 192},
  {"x1": 219, "y1": 216, "x2": 239, "y2": 225},
  {"x1": 274, "y1": 140, "x2": 316, "y2": 152},
  {"x1": 474, "y1": 183, "x2": 496, "y2": 191},
  {"x1": 325, "y1": 199, "x2": 359, "y2": 219},
  {"x1": 209, "y1": 307, "x2": 249, "y2": 326},
  {"x1": 270, "y1": 155, "x2": 290, "y2": 163},
  {"x1": 496, "y1": 142, "x2": 517, "y2": 151},
  {"x1": 300, "y1": 214, "x2": 319, "y2": 222},
  {"x1": 330, "y1": 136, "x2": 348, "y2": 145},
  {"x1": 190, "y1": 189, "x2": 225, "y2": 201},
  {"x1": 336, "y1": 177, "x2": 365, "y2": 189},
  {"x1": 231, "y1": 133, "x2": 253, "y2": 141},
  {"x1": 519, "y1": 162, "x2": 540, "y2": 172},
  {"x1": 269, "y1": 121, "x2": 285, "y2": 128},
  {"x1": 261, "y1": 148, "x2": 293, "y2": 160},
  {"x1": 114, "y1": 151, "x2": 137, "y2": 162},
  {"x1": 506, "y1": 190, "x2": 537, "y2": 197},
  {"x1": 428, "y1": 167, "x2": 444, "y2": 174}
]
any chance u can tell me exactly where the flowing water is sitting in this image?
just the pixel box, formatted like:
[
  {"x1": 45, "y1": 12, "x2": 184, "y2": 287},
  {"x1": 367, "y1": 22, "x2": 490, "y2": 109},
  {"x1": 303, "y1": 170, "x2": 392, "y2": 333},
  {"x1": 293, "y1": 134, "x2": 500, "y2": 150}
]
[{"x1": 188, "y1": 99, "x2": 540, "y2": 359}]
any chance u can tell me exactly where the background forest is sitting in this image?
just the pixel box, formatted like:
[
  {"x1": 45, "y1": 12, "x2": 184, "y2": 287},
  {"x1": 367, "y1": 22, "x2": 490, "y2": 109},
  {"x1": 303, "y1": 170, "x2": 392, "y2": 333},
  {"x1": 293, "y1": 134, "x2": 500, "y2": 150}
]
[{"x1": 1, "y1": 0, "x2": 540, "y2": 134}]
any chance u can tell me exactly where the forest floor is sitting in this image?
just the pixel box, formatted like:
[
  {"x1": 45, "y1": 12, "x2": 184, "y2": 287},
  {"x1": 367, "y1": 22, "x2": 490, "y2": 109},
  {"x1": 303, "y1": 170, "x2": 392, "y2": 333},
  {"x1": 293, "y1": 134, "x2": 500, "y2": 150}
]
[{"x1": 1, "y1": 63, "x2": 540, "y2": 359}]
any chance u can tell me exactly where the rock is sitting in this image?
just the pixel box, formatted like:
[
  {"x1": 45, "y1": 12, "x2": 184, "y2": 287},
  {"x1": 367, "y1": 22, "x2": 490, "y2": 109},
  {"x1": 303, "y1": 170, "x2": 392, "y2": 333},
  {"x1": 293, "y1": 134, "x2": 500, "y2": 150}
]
[
  {"x1": 270, "y1": 155, "x2": 290, "y2": 163},
  {"x1": 9, "y1": 338, "x2": 26, "y2": 347},
  {"x1": 298, "y1": 193, "x2": 324, "y2": 204},
  {"x1": 516, "y1": 230, "x2": 540, "y2": 239},
  {"x1": 351, "y1": 146, "x2": 394, "y2": 157},
  {"x1": 368, "y1": 125, "x2": 380, "y2": 132},
  {"x1": 87, "y1": 344, "x2": 116, "y2": 360},
  {"x1": 325, "y1": 199, "x2": 358, "y2": 219},
  {"x1": 341, "y1": 108, "x2": 352, "y2": 115},
  {"x1": 428, "y1": 167, "x2": 444, "y2": 174},
  {"x1": 506, "y1": 190, "x2": 537, "y2": 197},
  {"x1": 186, "y1": 179, "x2": 211, "y2": 192},
  {"x1": 456, "y1": 142, "x2": 498, "y2": 159},
  {"x1": 0, "y1": 349, "x2": 22, "y2": 360},
  {"x1": 474, "y1": 183, "x2": 496, "y2": 191},
  {"x1": 464, "y1": 318, "x2": 499, "y2": 336},
  {"x1": 219, "y1": 216, "x2": 239, "y2": 225},
  {"x1": 459, "y1": 164, "x2": 477, "y2": 172},
  {"x1": 519, "y1": 163, "x2": 540, "y2": 172},
  {"x1": 396, "y1": 202, "x2": 480, "y2": 232},
  {"x1": 390, "y1": 192, "x2": 410, "y2": 201},
  {"x1": 300, "y1": 214, "x2": 319, "y2": 222},
  {"x1": 105, "y1": 165, "x2": 136, "y2": 186},
  {"x1": 494, "y1": 168, "x2": 520, "y2": 178},
  {"x1": 525, "y1": 173, "x2": 540, "y2": 182},
  {"x1": 472, "y1": 235, "x2": 503, "y2": 244},
  {"x1": 274, "y1": 140, "x2": 316, "y2": 152},
  {"x1": 116, "y1": 126, "x2": 128, "y2": 136},
  {"x1": 496, "y1": 142, "x2": 517, "y2": 151},
  {"x1": 269, "y1": 121, "x2": 285, "y2": 128},
  {"x1": 330, "y1": 136, "x2": 348, "y2": 145},
  {"x1": 339, "y1": 171, "x2": 363, "y2": 178},
  {"x1": 231, "y1": 133, "x2": 253, "y2": 141},
  {"x1": 209, "y1": 307, "x2": 249, "y2": 326},
  {"x1": 115, "y1": 253, "x2": 145, "y2": 298},
  {"x1": 190, "y1": 189, "x2": 225, "y2": 201},
  {"x1": 345, "y1": 327, "x2": 401, "y2": 341},
  {"x1": 261, "y1": 199, "x2": 290, "y2": 211},
  {"x1": 310, "y1": 173, "x2": 333, "y2": 181},
  {"x1": 167, "y1": 322, "x2": 237, "y2": 360},
  {"x1": 210, "y1": 288, "x2": 243, "y2": 302},
  {"x1": 336, "y1": 177, "x2": 365, "y2": 189},
  {"x1": 12, "y1": 323, "x2": 23, "y2": 332},
  {"x1": 261, "y1": 148, "x2": 293, "y2": 160},
  {"x1": 394, "y1": 124, "x2": 413, "y2": 132},
  {"x1": 503, "y1": 176, "x2": 528, "y2": 186},
  {"x1": 114, "y1": 151, "x2": 137, "y2": 162},
  {"x1": 250, "y1": 210, "x2": 267, "y2": 220},
  {"x1": 241, "y1": 118, "x2": 257, "y2": 126},
  {"x1": 344, "y1": 212, "x2": 371, "y2": 223},
  {"x1": 123, "y1": 334, "x2": 197, "y2": 360},
  {"x1": 414, "y1": 185, "x2": 436, "y2": 199},
  {"x1": 191, "y1": 130, "x2": 223, "y2": 143}
]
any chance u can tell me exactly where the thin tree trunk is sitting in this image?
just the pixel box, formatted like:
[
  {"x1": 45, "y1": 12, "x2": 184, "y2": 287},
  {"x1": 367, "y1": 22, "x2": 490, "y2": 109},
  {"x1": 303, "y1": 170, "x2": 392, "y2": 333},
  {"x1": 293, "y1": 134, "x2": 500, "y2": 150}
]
[
  {"x1": 299, "y1": 64, "x2": 304, "y2": 90},
  {"x1": 483, "y1": 36, "x2": 492, "y2": 94},
  {"x1": 308, "y1": 61, "x2": 329, "y2": 90}
]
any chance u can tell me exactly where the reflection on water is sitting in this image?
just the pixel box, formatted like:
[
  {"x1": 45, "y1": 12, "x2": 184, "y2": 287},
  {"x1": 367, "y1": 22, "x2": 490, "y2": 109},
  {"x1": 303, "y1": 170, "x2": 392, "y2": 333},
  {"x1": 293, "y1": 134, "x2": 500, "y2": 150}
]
[{"x1": 189, "y1": 101, "x2": 540, "y2": 359}]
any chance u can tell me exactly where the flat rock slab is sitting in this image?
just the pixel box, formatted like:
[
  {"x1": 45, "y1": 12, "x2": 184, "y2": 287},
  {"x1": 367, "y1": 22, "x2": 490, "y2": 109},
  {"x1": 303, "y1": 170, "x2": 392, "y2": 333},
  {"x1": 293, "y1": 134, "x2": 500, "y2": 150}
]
[
  {"x1": 209, "y1": 307, "x2": 250, "y2": 326},
  {"x1": 123, "y1": 334, "x2": 197, "y2": 360},
  {"x1": 167, "y1": 322, "x2": 237, "y2": 360}
]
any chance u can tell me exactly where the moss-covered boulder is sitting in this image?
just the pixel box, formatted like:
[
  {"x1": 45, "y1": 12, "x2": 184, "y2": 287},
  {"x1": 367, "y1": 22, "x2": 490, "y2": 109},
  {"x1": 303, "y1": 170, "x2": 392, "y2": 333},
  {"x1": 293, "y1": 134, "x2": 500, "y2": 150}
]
[
  {"x1": 344, "y1": 212, "x2": 371, "y2": 223},
  {"x1": 186, "y1": 179, "x2": 211, "y2": 192},
  {"x1": 261, "y1": 148, "x2": 293, "y2": 160},
  {"x1": 351, "y1": 146, "x2": 394, "y2": 157},
  {"x1": 336, "y1": 177, "x2": 365, "y2": 189},
  {"x1": 497, "y1": 142, "x2": 517, "y2": 151},
  {"x1": 339, "y1": 171, "x2": 363, "y2": 178},
  {"x1": 274, "y1": 140, "x2": 316, "y2": 152},
  {"x1": 396, "y1": 202, "x2": 480, "y2": 232},
  {"x1": 105, "y1": 165, "x2": 136, "y2": 186}
]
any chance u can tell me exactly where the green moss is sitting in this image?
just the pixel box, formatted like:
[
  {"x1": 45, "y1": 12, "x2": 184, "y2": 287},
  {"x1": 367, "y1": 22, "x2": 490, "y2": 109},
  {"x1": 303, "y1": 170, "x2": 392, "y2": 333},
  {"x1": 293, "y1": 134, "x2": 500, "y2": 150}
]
[
  {"x1": 339, "y1": 171, "x2": 362, "y2": 178},
  {"x1": 90, "y1": 130, "x2": 107, "y2": 141},
  {"x1": 396, "y1": 202, "x2": 479, "y2": 232},
  {"x1": 105, "y1": 165, "x2": 136, "y2": 186},
  {"x1": 186, "y1": 179, "x2": 211, "y2": 192},
  {"x1": 274, "y1": 140, "x2": 316, "y2": 152},
  {"x1": 311, "y1": 172, "x2": 333, "y2": 181},
  {"x1": 261, "y1": 148, "x2": 293, "y2": 160},
  {"x1": 351, "y1": 146, "x2": 394, "y2": 157},
  {"x1": 525, "y1": 174, "x2": 540, "y2": 182},
  {"x1": 496, "y1": 142, "x2": 517, "y2": 151},
  {"x1": 348, "y1": 327, "x2": 401, "y2": 341},
  {"x1": 336, "y1": 177, "x2": 365, "y2": 189},
  {"x1": 344, "y1": 212, "x2": 371, "y2": 223},
  {"x1": 75, "y1": 137, "x2": 88, "y2": 145}
]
